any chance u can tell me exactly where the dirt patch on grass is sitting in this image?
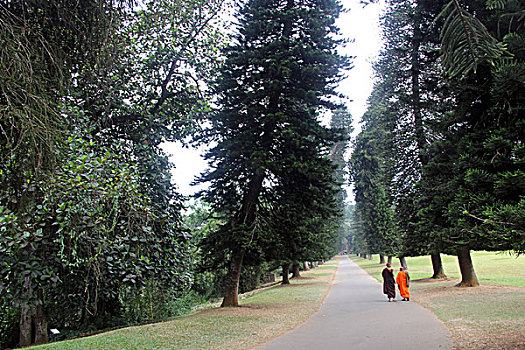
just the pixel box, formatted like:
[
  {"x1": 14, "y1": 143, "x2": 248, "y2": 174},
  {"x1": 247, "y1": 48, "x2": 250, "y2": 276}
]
[
  {"x1": 412, "y1": 277, "x2": 460, "y2": 283},
  {"x1": 413, "y1": 281, "x2": 525, "y2": 349},
  {"x1": 450, "y1": 327, "x2": 525, "y2": 350}
]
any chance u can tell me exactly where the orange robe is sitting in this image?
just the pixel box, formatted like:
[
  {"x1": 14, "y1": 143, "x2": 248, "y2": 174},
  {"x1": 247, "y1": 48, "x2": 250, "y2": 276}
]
[{"x1": 396, "y1": 270, "x2": 410, "y2": 298}]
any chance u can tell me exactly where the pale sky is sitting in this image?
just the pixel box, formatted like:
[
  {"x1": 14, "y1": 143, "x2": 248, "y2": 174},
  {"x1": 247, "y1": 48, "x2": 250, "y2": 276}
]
[{"x1": 165, "y1": 0, "x2": 385, "y2": 198}]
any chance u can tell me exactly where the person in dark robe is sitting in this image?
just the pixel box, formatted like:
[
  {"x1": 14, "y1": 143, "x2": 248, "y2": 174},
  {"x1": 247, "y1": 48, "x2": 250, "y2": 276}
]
[{"x1": 381, "y1": 263, "x2": 396, "y2": 302}]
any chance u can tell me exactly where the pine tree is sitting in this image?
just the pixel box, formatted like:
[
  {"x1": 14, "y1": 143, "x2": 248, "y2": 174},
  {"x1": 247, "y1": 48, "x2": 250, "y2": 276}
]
[
  {"x1": 198, "y1": 0, "x2": 348, "y2": 306},
  {"x1": 351, "y1": 0, "x2": 452, "y2": 275},
  {"x1": 350, "y1": 98, "x2": 396, "y2": 258},
  {"x1": 427, "y1": 0, "x2": 525, "y2": 286}
]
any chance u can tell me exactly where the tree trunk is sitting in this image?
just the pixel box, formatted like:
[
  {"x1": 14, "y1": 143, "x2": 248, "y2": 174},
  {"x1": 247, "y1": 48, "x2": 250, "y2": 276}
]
[
  {"x1": 19, "y1": 301, "x2": 33, "y2": 347},
  {"x1": 282, "y1": 264, "x2": 290, "y2": 284},
  {"x1": 34, "y1": 300, "x2": 48, "y2": 345},
  {"x1": 303, "y1": 262, "x2": 310, "y2": 271},
  {"x1": 219, "y1": 0, "x2": 299, "y2": 305},
  {"x1": 399, "y1": 257, "x2": 408, "y2": 269},
  {"x1": 221, "y1": 248, "x2": 246, "y2": 307},
  {"x1": 221, "y1": 165, "x2": 265, "y2": 307},
  {"x1": 368, "y1": 254, "x2": 373, "y2": 260},
  {"x1": 379, "y1": 254, "x2": 385, "y2": 264},
  {"x1": 456, "y1": 248, "x2": 479, "y2": 287},
  {"x1": 411, "y1": 0, "x2": 429, "y2": 166},
  {"x1": 291, "y1": 263, "x2": 301, "y2": 278},
  {"x1": 387, "y1": 256, "x2": 393, "y2": 265},
  {"x1": 19, "y1": 277, "x2": 48, "y2": 346},
  {"x1": 431, "y1": 253, "x2": 447, "y2": 279}
]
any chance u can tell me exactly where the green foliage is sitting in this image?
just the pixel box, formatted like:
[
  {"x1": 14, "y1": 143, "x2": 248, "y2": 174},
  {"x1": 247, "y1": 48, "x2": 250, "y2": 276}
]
[
  {"x1": 0, "y1": 133, "x2": 192, "y2": 333},
  {"x1": 439, "y1": 0, "x2": 507, "y2": 77},
  {"x1": 0, "y1": 292, "x2": 19, "y2": 348},
  {"x1": 120, "y1": 282, "x2": 204, "y2": 325},
  {"x1": 183, "y1": 201, "x2": 226, "y2": 299},
  {"x1": 197, "y1": 0, "x2": 350, "y2": 304},
  {"x1": 351, "y1": 0, "x2": 525, "y2": 264},
  {"x1": 349, "y1": 125, "x2": 396, "y2": 256},
  {"x1": 433, "y1": 0, "x2": 525, "y2": 253},
  {"x1": 329, "y1": 109, "x2": 353, "y2": 252},
  {"x1": 1, "y1": 0, "x2": 224, "y2": 346}
]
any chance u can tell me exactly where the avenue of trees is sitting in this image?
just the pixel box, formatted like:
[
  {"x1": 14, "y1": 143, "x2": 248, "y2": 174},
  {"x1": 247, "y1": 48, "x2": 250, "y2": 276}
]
[
  {"x1": 1, "y1": 0, "x2": 350, "y2": 347},
  {"x1": 350, "y1": 0, "x2": 524, "y2": 286},
  {"x1": 1, "y1": 0, "x2": 523, "y2": 348}
]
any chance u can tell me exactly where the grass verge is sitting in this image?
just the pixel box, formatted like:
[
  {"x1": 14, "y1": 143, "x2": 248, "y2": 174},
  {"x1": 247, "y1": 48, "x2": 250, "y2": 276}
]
[
  {"x1": 29, "y1": 260, "x2": 339, "y2": 350},
  {"x1": 351, "y1": 252, "x2": 525, "y2": 350},
  {"x1": 353, "y1": 251, "x2": 525, "y2": 287}
]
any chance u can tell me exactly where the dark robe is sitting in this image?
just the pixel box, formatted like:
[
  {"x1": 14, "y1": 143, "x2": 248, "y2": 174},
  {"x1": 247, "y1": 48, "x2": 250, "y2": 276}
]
[{"x1": 382, "y1": 267, "x2": 395, "y2": 298}]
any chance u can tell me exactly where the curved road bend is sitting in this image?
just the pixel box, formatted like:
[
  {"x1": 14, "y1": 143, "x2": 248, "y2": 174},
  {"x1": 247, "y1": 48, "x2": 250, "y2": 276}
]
[{"x1": 254, "y1": 256, "x2": 452, "y2": 350}]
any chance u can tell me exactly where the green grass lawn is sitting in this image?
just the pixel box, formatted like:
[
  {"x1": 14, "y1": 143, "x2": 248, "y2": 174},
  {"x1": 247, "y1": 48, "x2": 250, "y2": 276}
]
[
  {"x1": 29, "y1": 261, "x2": 339, "y2": 350},
  {"x1": 352, "y1": 251, "x2": 525, "y2": 287},
  {"x1": 24, "y1": 254, "x2": 525, "y2": 350}
]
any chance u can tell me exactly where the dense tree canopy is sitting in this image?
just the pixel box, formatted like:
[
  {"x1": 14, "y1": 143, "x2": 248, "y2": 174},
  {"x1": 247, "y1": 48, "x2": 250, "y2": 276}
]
[
  {"x1": 0, "y1": 0, "x2": 225, "y2": 346},
  {"x1": 351, "y1": 0, "x2": 525, "y2": 287},
  {"x1": 3, "y1": 0, "x2": 522, "y2": 347},
  {"x1": 197, "y1": 0, "x2": 349, "y2": 306}
]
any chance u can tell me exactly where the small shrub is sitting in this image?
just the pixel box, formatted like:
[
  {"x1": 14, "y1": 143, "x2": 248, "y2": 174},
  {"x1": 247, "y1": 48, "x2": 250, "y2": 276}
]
[{"x1": 0, "y1": 299, "x2": 19, "y2": 349}]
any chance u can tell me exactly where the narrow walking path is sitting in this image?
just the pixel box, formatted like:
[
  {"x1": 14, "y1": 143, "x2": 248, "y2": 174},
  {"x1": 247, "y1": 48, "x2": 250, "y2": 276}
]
[{"x1": 255, "y1": 256, "x2": 452, "y2": 350}]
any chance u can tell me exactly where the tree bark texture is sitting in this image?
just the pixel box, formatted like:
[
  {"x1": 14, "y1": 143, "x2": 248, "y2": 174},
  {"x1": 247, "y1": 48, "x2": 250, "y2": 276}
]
[
  {"x1": 292, "y1": 263, "x2": 301, "y2": 278},
  {"x1": 221, "y1": 248, "x2": 246, "y2": 307},
  {"x1": 456, "y1": 248, "x2": 480, "y2": 287},
  {"x1": 221, "y1": 169, "x2": 265, "y2": 307},
  {"x1": 282, "y1": 264, "x2": 290, "y2": 284},
  {"x1": 399, "y1": 257, "x2": 408, "y2": 269},
  {"x1": 431, "y1": 253, "x2": 447, "y2": 279},
  {"x1": 379, "y1": 254, "x2": 385, "y2": 264},
  {"x1": 303, "y1": 262, "x2": 310, "y2": 271},
  {"x1": 387, "y1": 256, "x2": 393, "y2": 265},
  {"x1": 19, "y1": 277, "x2": 48, "y2": 346}
]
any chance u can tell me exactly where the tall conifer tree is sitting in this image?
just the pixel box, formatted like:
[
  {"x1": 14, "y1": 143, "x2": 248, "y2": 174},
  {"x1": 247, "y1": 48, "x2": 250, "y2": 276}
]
[
  {"x1": 422, "y1": 0, "x2": 525, "y2": 286},
  {"x1": 199, "y1": 0, "x2": 348, "y2": 306}
]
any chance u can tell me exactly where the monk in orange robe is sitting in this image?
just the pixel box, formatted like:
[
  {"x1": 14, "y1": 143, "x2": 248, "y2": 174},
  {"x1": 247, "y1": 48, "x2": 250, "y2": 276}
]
[{"x1": 396, "y1": 267, "x2": 410, "y2": 301}]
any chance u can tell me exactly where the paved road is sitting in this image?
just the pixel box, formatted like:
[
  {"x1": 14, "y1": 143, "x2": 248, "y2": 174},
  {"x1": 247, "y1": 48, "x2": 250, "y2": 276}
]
[{"x1": 255, "y1": 256, "x2": 452, "y2": 350}]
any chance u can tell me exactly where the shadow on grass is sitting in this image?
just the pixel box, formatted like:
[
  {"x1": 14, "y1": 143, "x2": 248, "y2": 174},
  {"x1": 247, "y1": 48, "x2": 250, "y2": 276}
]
[
  {"x1": 361, "y1": 264, "x2": 384, "y2": 268},
  {"x1": 412, "y1": 277, "x2": 460, "y2": 283},
  {"x1": 276, "y1": 282, "x2": 323, "y2": 288}
]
